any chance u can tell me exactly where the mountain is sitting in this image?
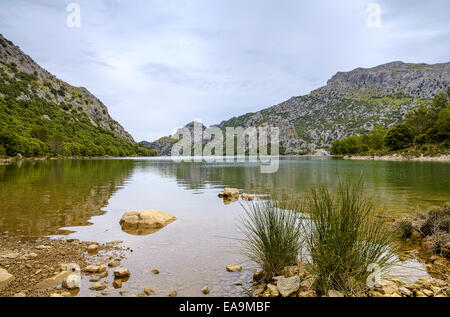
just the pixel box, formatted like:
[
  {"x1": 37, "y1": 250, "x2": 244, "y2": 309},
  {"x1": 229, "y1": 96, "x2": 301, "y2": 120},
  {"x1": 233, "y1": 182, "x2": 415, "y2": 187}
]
[
  {"x1": 145, "y1": 61, "x2": 450, "y2": 155},
  {"x1": 0, "y1": 34, "x2": 153, "y2": 157}
]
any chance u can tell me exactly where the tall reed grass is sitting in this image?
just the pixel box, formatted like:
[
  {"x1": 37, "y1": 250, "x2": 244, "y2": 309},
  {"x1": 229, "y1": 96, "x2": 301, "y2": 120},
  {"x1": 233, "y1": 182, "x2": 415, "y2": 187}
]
[
  {"x1": 238, "y1": 179, "x2": 398, "y2": 296},
  {"x1": 302, "y1": 180, "x2": 398, "y2": 296},
  {"x1": 238, "y1": 200, "x2": 303, "y2": 280}
]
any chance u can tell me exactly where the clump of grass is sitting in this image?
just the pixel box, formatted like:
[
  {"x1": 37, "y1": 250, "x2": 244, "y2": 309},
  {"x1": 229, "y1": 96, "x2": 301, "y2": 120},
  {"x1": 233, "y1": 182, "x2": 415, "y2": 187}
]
[
  {"x1": 397, "y1": 219, "x2": 413, "y2": 239},
  {"x1": 238, "y1": 200, "x2": 303, "y2": 280},
  {"x1": 302, "y1": 180, "x2": 398, "y2": 296}
]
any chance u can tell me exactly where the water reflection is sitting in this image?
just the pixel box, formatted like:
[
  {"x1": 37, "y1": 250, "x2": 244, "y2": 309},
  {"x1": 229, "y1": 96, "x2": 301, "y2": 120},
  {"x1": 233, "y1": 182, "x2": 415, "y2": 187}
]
[{"x1": 0, "y1": 159, "x2": 134, "y2": 237}]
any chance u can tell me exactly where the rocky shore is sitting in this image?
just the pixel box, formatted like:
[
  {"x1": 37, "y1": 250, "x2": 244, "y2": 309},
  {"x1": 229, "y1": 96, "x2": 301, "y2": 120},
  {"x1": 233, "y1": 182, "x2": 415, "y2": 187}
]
[
  {"x1": 0, "y1": 233, "x2": 127, "y2": 297},
  {"x1": 249, "y1": 255, "x2": 449, "y2": 298}
]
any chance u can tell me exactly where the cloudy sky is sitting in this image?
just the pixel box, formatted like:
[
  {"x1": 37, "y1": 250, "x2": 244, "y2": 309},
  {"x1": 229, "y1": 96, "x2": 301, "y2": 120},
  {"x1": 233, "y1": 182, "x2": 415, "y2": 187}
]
[{"x1": 0, "y1": 0, "x2": 449, "y2": 141}]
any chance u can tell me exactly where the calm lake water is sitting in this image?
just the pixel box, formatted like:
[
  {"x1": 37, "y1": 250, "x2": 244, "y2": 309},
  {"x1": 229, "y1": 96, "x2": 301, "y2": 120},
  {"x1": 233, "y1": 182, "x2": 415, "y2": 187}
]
[{"x1": 0, "y1": 157, "x2": 449, "y2": 296}]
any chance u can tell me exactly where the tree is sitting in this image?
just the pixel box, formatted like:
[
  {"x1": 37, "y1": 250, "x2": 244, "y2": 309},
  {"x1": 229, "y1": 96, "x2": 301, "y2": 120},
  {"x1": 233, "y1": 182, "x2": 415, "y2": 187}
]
[
  {"x1": 368, "y1": 125, "x2": 387, "y2": 150},
  {"x1": 384, "y1": 123, "x2": 413, "y2": 150},
  {"x1": 30, "y1": 126, "x2": 49, "y2": 142},
  {"x1": 430, "y1": 92, "x2": 449, "y2": 119},
  {"x1": 434, "y1": 105, "x2": 450, "y2": 142},
  {"x1": 49, "y1": 133, "x2": 64, "y2": 155},
  {"x1": 405, "y1": 105, "x2": 433, "y2": 137},
  {"x1": 0, "y1": 128, "x2": 21, "y2": 156}
]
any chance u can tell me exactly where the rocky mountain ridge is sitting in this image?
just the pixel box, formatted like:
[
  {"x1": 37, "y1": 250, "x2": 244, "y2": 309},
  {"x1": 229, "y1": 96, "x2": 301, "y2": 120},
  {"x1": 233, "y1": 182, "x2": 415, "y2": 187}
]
[
  {"x1": 0, "y1": 33, "x2": 134, "y2": 143},
  {"x1": 147, "y1": 61, "x2": 449, "y2": 155}
]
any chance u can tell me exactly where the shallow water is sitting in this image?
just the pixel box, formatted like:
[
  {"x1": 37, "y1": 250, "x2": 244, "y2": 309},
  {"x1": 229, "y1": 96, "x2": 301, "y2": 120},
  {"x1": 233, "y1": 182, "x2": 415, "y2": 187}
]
[{"x1": 0, "y1": 157, "x2": 449, "y2": 296}]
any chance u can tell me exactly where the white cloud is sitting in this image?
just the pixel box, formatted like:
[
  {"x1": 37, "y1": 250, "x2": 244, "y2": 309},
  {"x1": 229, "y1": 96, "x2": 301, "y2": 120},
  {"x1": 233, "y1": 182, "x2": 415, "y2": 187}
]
[{"x1": 0, "y1": 0, "x2": 449, "y2": 141}]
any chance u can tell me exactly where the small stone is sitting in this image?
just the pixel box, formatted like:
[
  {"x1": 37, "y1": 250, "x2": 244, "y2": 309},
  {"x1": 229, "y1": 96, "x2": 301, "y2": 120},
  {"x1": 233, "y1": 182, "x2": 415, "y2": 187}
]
[
  {"x1": 87, "y1": 244, "x2": 99, "y2": 253},
  {"x1": 253, "y1": 270, "x2": 264, "y2": 281},
  {"x1": 422, "y1": 289, "x2": 434, "y2": 297},
  {"x1": 113, "y1": 279, "x2": 122, "y2": 288},
  {"x1": 114, "y1": 267, "x2": 130, "y2": 279},
  {"x1": 108, "y1": 261, "x2": 120, "y2": 268},
  {"x1": 151, "y1": 269, "x2": 160, "y2": 274},
  {"x1": 376, "y1": 280, "x2": 399, "y2": 295},
  {"x1": 328, "y1": 290, "x2": 344, "y2": 297},
  {"x1": 168, "y1": 290, "x2": 178, "y2": 297},
  {"x1": 119, "y1": 291, "x2": 129, "y2": 296},
  {"x1": 36, "y1": 245, "x2": 51, "y2": 250},
  {"x1": 399, "y1": 287, "x2": 412, "y2": 297},
  {"x1": 89, "y1": 283, "x2": 107, "y2": 291},
  {"x1": 201, "y1": 286, "x2": 210, "y2": 295},
  {"x1": 298, "y1": 290, "x2": 315, "y2": 297},
  {"x1": 266, "y1": 284, "x2": 279, "y2": 297},
  {"x1": 226, "y1": 265, "x2": 242, "y2": 272},
  {"x1": 233, "y1": 281, "x2": 243, "y2": 286},
  {"x1": 50, "y1": 293, "x2": 63, "y2": 297},
  {"x1": 13, "y1": 292, "x2": 26, "y2": 297},
  {"x1": 144, "y1": 288, "x2": 155, "y2": 296},
  {"x1": 89, "y1": 276, "x2": 102, "y2": 282},
  {"x1": 100, "y1": 290, "x2": 110, "y2": 296}
]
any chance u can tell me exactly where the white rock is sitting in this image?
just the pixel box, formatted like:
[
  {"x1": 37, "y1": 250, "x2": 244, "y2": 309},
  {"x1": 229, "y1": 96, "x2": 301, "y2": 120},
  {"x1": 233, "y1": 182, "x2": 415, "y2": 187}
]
[{"x1": 276, "y1": 275, "x2": 300, "y2": 297}]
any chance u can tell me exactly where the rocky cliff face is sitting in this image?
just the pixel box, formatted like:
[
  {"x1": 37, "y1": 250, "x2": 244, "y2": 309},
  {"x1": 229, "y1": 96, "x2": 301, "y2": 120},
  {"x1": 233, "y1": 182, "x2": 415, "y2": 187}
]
[
  {"x1": 0, "y1": 34, "x2": 134, "y2": 143},
  {"x1": 215, "y1": 61, "x2": 449, "y2": 154}
]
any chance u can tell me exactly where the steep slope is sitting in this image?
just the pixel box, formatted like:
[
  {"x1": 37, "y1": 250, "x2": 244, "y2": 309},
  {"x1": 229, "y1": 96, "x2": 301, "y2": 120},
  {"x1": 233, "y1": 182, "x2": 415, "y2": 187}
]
[
  {"x1": 214, "y1": 61, "x2": 450, "y2": 154},
  {"x1": 0, "y1": 34, "x2": 145, "y2": 157}
]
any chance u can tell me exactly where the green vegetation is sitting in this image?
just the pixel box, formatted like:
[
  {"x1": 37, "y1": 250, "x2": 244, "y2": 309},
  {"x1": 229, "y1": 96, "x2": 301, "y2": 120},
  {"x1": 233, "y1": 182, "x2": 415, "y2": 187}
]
[
  {"x1": 0, "y1": 62, "x2": 156, "y2": 158},
  {"x1": 303, "y1": 180, "x2": 397, "y2": 296},
  {"x1": 331, "y1": 87, "x2": 450, "y2": 155},
  {"x1": 238, "y1": 180, "x2": 398, "y2": 296},
  {"x1": 238, "y1": 200, "x2": 303, "y2": 280}
]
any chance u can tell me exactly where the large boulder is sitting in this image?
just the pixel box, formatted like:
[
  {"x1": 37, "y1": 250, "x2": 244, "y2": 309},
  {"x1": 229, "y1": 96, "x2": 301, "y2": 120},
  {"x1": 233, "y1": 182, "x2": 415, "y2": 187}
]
[
  {"x1": 0, "y1": 268, "x2": 14, "y2": 289},
  {"x1": 120, "y1": 210, "x2": 176, "y2": 235}
]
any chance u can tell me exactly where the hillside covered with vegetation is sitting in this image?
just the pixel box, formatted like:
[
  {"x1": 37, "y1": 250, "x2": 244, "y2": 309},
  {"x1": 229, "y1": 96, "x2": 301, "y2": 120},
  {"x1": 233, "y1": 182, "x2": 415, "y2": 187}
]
[
  {"x1": 331, "y1": 87, "x2": 450, "y2": 156},
  {"x1": 0, "y1": 34, "x2": 155, "y2": 158}
]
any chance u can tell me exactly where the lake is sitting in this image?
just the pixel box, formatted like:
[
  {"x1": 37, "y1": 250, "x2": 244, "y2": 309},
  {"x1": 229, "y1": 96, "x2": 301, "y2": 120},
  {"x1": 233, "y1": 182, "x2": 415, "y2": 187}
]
[{"x1": 0, "y1": 157, "x2": 449, "y2": 296}]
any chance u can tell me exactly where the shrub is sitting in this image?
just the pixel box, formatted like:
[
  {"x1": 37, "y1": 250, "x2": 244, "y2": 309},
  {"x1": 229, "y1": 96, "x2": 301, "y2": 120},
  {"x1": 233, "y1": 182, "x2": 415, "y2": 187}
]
[
  {"x1": 413, "y1": 134, "x2": 427, "y2": 145},
  {"x1": 384, "y1": 123, "x2": 413, "y2": 150},
  {"x1": 238, "y1": 200, "x2": 303, "y2": 280},
  {"x1": 302, "y1": 180, "x2": 397, "y2": 296},
  {"x1": 0, "y1": 144, "x2": 5, "y2": 156},
  {"x1": 397, "y1": 219, "x2": 413, "y2": 239}
]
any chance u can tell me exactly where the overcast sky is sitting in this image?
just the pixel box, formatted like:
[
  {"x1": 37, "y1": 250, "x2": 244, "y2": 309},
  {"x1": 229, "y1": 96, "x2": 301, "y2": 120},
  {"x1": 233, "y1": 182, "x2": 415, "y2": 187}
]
[{"x1": 0, "y1": 0, "x2": 449, "y2": 141}]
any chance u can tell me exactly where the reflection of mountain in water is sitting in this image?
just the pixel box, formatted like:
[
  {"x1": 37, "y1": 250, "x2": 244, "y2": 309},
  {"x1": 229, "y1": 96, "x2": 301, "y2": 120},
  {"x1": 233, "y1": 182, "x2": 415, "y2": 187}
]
[
  {"x1": 133, "y1": 158, "x2": 450, "y2": 214},
  {"x1": 0, "y1": 159, "x2": 134, "y2": 238}
]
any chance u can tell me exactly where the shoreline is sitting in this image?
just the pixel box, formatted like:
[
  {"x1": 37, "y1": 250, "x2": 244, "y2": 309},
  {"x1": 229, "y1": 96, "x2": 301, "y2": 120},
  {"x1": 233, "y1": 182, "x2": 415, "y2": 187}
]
[{"x1": 343, "y1": 154, "x2": 450, "y2": 162}]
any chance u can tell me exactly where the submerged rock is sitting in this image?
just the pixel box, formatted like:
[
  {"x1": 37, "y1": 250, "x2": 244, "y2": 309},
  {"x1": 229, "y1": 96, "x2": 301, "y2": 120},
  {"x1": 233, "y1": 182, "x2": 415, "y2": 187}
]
[
  {"x1": 202, "y1": 286, "x2": 210, "y2": 295},
  {"x1": 119, "y1": 210, "x2": 176, "y2": 235},
  {"x1": 241, "y1": 193, "x2": 255, "y2": 201},
  {"x1": 168, "y1": 290, "x2": 178, "y2": 297},
  {"x1": 89, "y1": 283, "x2": 107, "y2": 291},
  {"x1": 114, "y1": 267, "x2": 130, "y2": 279},
  {"x1": 226, "y1": 265, "x2": 242, "y2": 272}
]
